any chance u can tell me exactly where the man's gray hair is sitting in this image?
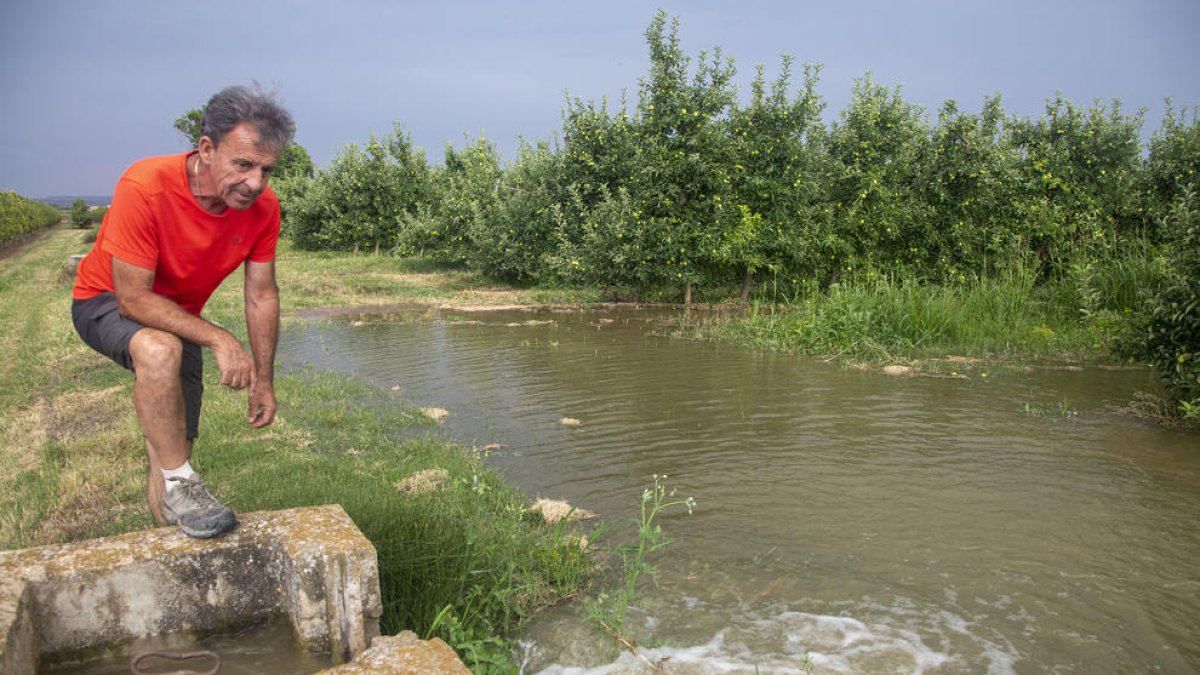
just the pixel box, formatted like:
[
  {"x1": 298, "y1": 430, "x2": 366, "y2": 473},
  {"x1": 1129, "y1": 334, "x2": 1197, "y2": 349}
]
[{"x1": 200, "y1": 84, "x2": 295, "y2": 151}]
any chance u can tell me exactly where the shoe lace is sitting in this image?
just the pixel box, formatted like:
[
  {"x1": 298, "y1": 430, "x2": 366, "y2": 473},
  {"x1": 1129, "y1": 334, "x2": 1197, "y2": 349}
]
[{"x1": 167, "y1": 476, "x2": 222, "y2": 510}]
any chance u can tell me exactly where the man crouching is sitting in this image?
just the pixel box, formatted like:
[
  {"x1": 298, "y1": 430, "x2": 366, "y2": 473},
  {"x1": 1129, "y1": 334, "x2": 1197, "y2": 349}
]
[{"x1": 72, "y1": 85, "x2": 292, "y2": 538}]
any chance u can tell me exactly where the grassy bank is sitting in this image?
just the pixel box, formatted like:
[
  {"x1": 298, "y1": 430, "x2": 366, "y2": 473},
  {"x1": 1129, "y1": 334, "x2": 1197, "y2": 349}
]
[
  {"x1": 0, "y1": 228, "x2": 597, "y2": 669},
  {"x1": 690, "y1": 264, "x2": 1150, "y2": 377}
]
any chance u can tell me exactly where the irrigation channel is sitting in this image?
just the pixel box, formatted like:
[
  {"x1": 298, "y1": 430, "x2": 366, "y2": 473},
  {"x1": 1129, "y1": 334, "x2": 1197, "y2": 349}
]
[{"x1": 279, "y1": 307, "x2": 1200, "y2": 674}]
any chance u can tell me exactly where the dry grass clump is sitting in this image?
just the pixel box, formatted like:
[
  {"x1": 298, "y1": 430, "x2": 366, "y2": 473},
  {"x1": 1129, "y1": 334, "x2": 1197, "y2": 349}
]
[
  {"x1": 0, "y1": 403, "x2": 49, "y2": 479},
  {"x1": 34, "y1": 482, "x2": 137, "y2": 545},
  {"x1": 395, "y1": 468, "x2": 450, "y2": 495},
  {"x1": 249, "y1": 415, "x2": 316, "y2": 450},
  {"x1": 528, "y1": 498, "x2": 596, "y2": 525},
  {"x1": 421, "y1": 407, "x2": 450, "y2": 423},
  {"x1": 45, "y1": 385, "x2": 125, "y2": 445}
]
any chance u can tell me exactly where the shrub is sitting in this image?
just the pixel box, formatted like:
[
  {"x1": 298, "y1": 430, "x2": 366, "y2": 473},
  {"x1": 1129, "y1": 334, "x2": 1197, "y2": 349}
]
[
  {"x1": 275, "y1": 143, "x2": 316, "y2": 181},
  {"x1": 1143, "y1": 102, "x2": 1200, "y2": 237},
  {"x1": 0, "y1": 191, "x2": 60, "y2": 245},
  {"x1": 70, "y1": 199, "x2": 91, "y2": 229},
  {"x1": 1138, "y1": 188, "x2": 1200, "y2": 423},
  {"x1": 549, "y1": 12, "x2": 742, "y2": 298},
  {"x1": 550, "y1": 184, "x2": 663, "y2": 291},
  {"x1": 286, "y1": 125, "x2": 431, "y2": 251},
  {"x1": 826, "y1": 76, "x2": 931, "y2": 280},
  {"x1": 1006, "y1": 97, "x2": 1146, "y2": 276},
  {"x1": 917, "y1": 96, "x2": 1024, "y2": 280},
  {"x1": 417, "y1": 136, "x2": 503, "y2": 265},
  {"x1": 270, "y1": 174, "x2": 311, "y2": 233},
  {"x1": 472, "y1": 139, "x2": 564, "y2": 282},
  {"x1": 724, "y1": 58, "x2": 828, "y2": 298},
  {"x1": 629, "y1": 11, "x2": 738, "y2": 298},
  {"x1": 545, "y1": 96, "x2": 644, "y2": 288}
]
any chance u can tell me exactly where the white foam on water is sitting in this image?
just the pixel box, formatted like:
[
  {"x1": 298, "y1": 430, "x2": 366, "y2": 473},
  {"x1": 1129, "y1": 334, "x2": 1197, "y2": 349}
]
[
  {"x1": 525, "y1": 600, "x2": 1021, "y2": 674},
  {"x1": 529, "y1": 629, "x2": 811, "y2": 675}
]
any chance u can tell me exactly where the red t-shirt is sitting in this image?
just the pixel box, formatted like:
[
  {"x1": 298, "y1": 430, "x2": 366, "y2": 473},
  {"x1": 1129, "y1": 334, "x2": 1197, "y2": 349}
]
[{"x1": 73, "y1": 152, "x2": 280, "y2": 315}]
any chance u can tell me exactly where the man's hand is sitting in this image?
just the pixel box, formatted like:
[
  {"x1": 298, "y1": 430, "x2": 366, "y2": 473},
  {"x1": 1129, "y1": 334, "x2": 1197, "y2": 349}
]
[
  {"x1": 212, "y1": 333, "x2": 255, "y2": 389},
  {"x1": 248, "y1": 379, "x2": 277, "y2": 428}
]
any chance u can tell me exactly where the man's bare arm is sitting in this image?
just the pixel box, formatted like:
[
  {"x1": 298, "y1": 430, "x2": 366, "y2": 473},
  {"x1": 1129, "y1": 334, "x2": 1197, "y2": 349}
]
[
  {"x1": 112, "y1": 256, "x2": 254, "y2": 389},
  {"x1": 244, "y1": 259, "x2": 279, "y2": 427}
]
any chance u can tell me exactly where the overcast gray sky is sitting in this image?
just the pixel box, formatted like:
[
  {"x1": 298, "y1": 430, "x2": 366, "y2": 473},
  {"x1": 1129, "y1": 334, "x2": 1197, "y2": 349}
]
[{"x1": 1, "y1": 0, "x2": 1197, "y2": 197}]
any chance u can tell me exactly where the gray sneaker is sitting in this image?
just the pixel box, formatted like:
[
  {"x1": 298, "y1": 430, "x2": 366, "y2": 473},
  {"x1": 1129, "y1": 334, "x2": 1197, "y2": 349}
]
[{"x1": 163, "y1": 474, "x2": 238, "y2": 538}]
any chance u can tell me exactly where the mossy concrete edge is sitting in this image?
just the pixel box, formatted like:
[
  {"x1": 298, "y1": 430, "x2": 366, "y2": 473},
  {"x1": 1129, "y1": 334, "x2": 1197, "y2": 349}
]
[{"x1": 0, "y1": 504, "x2": 467, "y2": 674}]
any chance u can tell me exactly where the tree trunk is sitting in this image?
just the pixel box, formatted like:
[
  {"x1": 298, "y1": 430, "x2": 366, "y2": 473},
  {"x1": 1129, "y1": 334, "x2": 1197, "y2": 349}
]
[
  {"x1": 740, "y1": 268, "x2": 753, "y2": 303},
  {"x1": 684, "y1": 280, "x2": 693, "y2": 308}
]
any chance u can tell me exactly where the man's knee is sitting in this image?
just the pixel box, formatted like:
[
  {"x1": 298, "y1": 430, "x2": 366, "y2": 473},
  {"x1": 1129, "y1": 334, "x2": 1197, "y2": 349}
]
[{"x1": 129, "y1": 329, "x2": 184, "y2": 373}]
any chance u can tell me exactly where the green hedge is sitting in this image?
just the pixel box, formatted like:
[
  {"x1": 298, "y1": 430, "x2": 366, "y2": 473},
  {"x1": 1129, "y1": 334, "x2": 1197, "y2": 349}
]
[
  {"x1": 281, "y1": 12, "x2": 1198, "y2": 299},
  {"x1": 1134, "y1": 188, "x2": 1200, "y2": 422},
  {"x1": 0, "y1": 192, "x2": 60, "y2": 246}
]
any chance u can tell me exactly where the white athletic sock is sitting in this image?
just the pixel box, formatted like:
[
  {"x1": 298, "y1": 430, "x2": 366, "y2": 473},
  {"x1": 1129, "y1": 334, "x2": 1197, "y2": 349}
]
[{"x1": 162, "y1": 461, "x2": 196, "y2": 494}]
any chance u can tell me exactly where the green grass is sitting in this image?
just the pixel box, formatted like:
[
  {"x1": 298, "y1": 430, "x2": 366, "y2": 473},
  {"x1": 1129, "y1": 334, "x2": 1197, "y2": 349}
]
[
  {"x1": 204, "y1": 240, "x2": 606, "y2": 324},
  {"x1": 197, "y1": 370, "x2": 594, "y2": 646},
  {"x1": 694, "y1": 268, "x2": 1126, "y2": 370},
  {"x1": 0, "y1": 225, "x2": 143, "y2": 548}
]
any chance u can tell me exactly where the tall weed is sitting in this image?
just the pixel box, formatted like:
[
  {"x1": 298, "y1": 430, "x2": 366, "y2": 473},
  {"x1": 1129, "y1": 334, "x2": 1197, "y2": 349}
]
[{"x1": 703, "y1": 267, "x2": 1098, "y2": 361}]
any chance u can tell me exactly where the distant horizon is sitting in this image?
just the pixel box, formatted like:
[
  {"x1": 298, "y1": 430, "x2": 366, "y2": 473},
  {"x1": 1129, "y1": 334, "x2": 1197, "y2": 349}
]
[{"x1": 35, "y1": 195, "x2": 113, "y2": 208}]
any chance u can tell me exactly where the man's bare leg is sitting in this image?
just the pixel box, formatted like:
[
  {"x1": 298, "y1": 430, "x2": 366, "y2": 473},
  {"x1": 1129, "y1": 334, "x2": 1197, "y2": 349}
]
[
  {"x1": 145, "y1": 438, "x2": 192, "y2": 526},
  {"x1": 146, "y1": 439, "x2": 164, "y2": 525},
  {"x1": 129, "y1": 327, "x2": 236, "y2": 538},
  {"x1": 130, "y1": 328, "x2": 192, "y2": 522}
]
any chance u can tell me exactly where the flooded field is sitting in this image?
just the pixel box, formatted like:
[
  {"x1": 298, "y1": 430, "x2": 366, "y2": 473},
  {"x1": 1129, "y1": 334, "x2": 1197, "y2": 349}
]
[{"x1": 279, "y1": 308, "x2": 1200, "y2": 674}]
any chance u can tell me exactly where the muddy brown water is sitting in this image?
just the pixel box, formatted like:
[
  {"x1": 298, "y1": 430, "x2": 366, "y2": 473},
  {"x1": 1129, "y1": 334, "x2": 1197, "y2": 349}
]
[
  {"x1": 279, "y1": 307, "x2": 1200, "y2": 674},
  {"x1": 42, "y1": 618, "x2": 334, "y2": 674}
]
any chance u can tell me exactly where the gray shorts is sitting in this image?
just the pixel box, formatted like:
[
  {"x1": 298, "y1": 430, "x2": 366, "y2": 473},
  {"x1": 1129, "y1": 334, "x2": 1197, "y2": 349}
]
[{"x1": 71, "y1": 292, "x2": 204, "y2": 440}]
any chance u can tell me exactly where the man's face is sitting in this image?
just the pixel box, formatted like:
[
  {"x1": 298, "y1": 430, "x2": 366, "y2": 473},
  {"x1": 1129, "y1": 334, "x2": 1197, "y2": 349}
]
[{"x1": 198, "y1": 122, "x2": 280, "y2": 211}]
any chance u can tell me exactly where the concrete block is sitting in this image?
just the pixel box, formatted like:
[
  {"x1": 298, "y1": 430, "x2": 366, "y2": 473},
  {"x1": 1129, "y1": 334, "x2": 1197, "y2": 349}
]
[{"x1": 0, "y1": 504, "x2": 444, "y2": 673}]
